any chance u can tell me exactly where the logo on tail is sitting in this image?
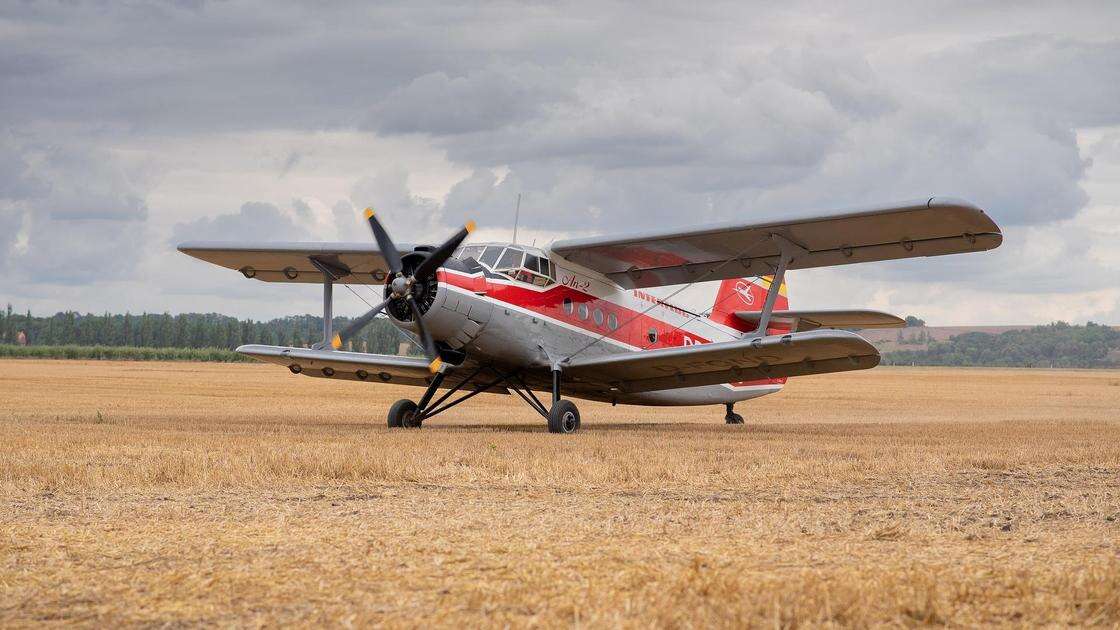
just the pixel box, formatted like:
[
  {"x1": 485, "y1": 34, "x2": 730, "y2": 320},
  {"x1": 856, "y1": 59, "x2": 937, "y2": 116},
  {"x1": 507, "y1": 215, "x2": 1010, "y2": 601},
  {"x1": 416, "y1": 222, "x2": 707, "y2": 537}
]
[{"x1": 733, "y1": 281, "x2": 756, "y2": 306}]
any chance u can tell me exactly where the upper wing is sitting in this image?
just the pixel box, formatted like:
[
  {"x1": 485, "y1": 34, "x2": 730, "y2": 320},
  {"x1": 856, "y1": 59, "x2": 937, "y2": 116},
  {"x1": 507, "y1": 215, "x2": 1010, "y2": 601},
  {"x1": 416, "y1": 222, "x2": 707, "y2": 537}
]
[
  {"x1": 177, "y1": 241, "x2": 415, "y2": 284},
  {"x1": 734, "y1": 309, "x2": 905, "y2": 332},
  {"x1": 550, "y1": 197, "x2": 1001, "y2": 288},
  {"x1": 563, "y1": 329, "x2": 879, "y2": 394}
]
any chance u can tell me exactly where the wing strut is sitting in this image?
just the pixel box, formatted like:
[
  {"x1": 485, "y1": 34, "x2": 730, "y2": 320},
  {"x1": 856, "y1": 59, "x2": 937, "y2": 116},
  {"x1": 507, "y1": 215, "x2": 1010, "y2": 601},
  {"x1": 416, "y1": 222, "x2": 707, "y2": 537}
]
[
  {"x1": 751, "y1": 234, "x2": 805, "y2": 336},
  {"x1": 309, "y1": 257, "x2": 348, "y2": 350}
]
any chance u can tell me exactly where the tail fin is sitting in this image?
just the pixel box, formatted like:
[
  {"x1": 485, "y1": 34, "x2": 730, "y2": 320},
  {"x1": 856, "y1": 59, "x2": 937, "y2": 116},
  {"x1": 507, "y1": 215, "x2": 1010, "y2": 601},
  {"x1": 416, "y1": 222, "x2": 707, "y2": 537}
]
[{"x1": 709, "y1": 276, "x2": 789, "y2": 331}]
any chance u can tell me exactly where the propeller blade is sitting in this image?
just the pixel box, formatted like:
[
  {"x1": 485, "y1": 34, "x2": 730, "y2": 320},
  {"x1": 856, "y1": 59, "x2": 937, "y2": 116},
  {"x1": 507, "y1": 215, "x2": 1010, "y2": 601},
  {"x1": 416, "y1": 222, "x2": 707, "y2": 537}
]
[
  {"x1": 406, "y1": 295, "x2": 442, "y2": 373},
  {"x1": 364, "y1": 207, "x2": 403, "y2": 275},
  {"x1": 411, "y1": 220, "x2": 476, "y2": 281},
  {"x1": 329, "y1": 296, "x2": 394, "y2": 350}
]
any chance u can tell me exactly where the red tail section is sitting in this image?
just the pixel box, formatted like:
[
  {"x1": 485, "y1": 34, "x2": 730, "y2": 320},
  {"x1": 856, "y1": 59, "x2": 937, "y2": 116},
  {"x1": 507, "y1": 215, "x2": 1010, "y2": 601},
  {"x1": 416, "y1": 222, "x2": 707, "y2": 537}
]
[
  {"x1": 710, "y1": 277, "x2": 792, "y2": 390},
  {"x1": 709, "y1": 277, "x2": 789, "y2": 332}
]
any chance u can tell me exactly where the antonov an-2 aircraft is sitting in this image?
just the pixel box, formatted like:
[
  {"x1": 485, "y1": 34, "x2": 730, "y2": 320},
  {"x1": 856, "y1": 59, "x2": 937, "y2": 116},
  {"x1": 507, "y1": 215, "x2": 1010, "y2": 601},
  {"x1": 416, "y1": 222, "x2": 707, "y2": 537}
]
[{"x1": 179, "y1": 197, "x2": 1001, "y2": 433}]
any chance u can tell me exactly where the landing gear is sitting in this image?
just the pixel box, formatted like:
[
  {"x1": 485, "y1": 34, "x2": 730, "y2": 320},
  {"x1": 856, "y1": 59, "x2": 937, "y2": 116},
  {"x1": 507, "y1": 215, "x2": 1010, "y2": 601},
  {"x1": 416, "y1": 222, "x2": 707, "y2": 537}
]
[
  {"x1": 545, "y1": 368, "x2": 581, "y2": 434},
  {"x1": 724, "y1": 403, "x2": 744, "y2": 425},
  {"x1": 388, "y1": 399, "x2": 421, "y2": 428},
  {"x1": 548, "y1": 399, "x2": 581, "y2": 434},
  {"x1": 384, "y1": 363, "x2": 582, "y2": 433}
]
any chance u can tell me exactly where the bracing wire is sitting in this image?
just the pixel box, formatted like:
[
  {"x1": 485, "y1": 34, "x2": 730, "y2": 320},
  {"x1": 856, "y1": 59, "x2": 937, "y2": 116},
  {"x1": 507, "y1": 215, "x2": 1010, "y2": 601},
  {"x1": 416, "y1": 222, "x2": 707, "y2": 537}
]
[{"x1": 561, "y1": 236, "x2": 773, "y2": 363}]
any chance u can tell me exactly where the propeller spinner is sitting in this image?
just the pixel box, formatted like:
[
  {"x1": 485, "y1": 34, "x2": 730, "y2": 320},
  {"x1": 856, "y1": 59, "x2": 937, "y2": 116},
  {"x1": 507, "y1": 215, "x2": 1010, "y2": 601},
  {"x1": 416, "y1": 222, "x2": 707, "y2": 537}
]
[{"x1": 329, "y1": 208, "x2": 475, "y2": 373}]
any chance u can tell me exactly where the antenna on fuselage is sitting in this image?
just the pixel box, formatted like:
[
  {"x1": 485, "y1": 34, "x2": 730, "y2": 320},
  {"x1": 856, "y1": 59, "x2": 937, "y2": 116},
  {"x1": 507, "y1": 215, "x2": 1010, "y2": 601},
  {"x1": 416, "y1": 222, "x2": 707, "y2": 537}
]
[{"x1": 512, "y1": 193, "x2": 522, "y2": 244}]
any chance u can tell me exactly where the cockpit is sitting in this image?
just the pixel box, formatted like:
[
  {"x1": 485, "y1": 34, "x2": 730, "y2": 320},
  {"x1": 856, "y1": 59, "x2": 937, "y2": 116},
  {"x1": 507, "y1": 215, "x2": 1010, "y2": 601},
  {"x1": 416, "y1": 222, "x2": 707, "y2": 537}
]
[{"x1": 453, "y1": 243, "x2": 556, "y2": 287}]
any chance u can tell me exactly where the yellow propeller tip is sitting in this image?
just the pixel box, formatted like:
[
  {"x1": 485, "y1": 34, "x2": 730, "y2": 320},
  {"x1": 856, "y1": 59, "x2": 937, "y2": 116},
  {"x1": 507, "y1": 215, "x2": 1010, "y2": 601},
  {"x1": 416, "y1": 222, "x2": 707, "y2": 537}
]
[
  {"x1": 331, "y1": 334, "x2": 342, "y2": 350},
  {"x1": 363, "y1": 207, "x2": 375, "y2": 219},
  {"x1": 429, "y1": 357, "x2": 443, "y2": 373},
  {"x1": 465, "y1": 220, "x2": 476, "y2": 234}
]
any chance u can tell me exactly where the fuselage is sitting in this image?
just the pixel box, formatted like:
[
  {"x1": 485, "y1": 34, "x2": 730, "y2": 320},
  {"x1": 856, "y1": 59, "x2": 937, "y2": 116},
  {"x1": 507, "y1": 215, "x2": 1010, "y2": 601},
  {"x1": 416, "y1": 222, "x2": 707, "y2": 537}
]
[{"x1": 390, "y1": 242, "x2": 786, "y2": 406}]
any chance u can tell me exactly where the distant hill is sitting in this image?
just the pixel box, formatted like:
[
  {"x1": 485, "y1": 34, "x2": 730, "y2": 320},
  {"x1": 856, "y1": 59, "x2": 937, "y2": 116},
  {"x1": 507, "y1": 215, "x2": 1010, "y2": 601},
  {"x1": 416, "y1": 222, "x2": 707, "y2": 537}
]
[
  {"x1": 861, "y1": 325, "x2": 1038, "y2": 353},
  {"x1": 871, "y1": 322, "x2": 1120, "y2": 368}
]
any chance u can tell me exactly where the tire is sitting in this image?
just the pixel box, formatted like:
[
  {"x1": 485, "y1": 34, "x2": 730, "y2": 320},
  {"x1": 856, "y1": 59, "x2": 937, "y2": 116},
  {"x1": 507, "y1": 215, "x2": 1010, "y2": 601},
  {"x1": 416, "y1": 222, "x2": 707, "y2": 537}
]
[
  {"x1": 388, "y1": 399, "x2": 418, "y2": 429},
  {"x1": 725, "y1": 413, "x2": 744, "y2": 425},
  {"x1": 547, "y1": 399, "x2": 581, "y2": 434}
]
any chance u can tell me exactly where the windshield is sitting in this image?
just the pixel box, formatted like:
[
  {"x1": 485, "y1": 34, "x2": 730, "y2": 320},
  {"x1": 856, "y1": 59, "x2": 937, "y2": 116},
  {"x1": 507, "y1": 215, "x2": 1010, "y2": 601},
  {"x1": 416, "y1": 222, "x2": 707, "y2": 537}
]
[{"x1": 462, "y1": 243, "x2": 557, "y2": 287}]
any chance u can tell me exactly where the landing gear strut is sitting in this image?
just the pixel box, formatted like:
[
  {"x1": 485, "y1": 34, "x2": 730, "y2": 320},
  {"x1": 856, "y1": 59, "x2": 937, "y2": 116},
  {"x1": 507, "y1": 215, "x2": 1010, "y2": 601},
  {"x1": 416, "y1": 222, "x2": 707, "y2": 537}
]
[
  {"x1": 725, "y1": 403, "x2": 744, "y2": 425},
  {"x1": 547, "y1": 369, "x2": 580, "y2": 434},
  {"x1": 385, "y1": 364, "x2": 581, "y2": 433}
]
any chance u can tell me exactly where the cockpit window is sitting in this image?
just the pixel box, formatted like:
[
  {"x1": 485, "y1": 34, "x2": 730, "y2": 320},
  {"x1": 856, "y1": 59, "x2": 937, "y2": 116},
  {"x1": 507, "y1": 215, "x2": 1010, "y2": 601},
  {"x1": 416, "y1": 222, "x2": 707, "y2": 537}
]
[
  {"x1": 456, "y1": 245, "x2": 485, "y2": 262},
  {"x1": 468, "y1": 243, "x2": 556, "y2": 287},
  {"x1": 496, "y1": 247, "x2": 525, "y2": 271},
  {"x1": 524, "y1": 253, "x2": 542, "y2": 273},
  {"x1": 479, "y1": 246, "x2": 502, "y2": 267}
]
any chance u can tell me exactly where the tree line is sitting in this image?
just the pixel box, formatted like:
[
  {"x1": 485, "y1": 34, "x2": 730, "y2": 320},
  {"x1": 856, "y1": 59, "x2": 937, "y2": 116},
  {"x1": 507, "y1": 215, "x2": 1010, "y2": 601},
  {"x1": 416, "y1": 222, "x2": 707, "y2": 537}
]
[
  {"x1": 0, "y1": 304, "x2": 411, "y2": 355},
  {"x1": 882, "y1": 322, "x2": 1120, "y2": 368}
]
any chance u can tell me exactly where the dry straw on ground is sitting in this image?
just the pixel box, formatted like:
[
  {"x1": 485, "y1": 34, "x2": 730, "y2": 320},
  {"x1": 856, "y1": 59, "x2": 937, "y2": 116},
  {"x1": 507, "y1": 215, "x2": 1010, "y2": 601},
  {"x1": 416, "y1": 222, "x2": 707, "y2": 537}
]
[{"x1": 2, "y1": 360, "x2": 1119, "y2": 626}]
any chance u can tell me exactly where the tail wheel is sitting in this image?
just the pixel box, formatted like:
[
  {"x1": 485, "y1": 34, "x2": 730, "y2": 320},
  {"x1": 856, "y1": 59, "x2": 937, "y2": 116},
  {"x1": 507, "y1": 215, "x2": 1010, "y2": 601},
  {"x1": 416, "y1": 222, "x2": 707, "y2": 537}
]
[
  {"x1": 547, "y1": 399, "x2": 581, "y2": 434},
  {"x1": 388, "y1": 399, "x2": 420, "y2": 429},
  {"x1": 725, "y1": 412, "x2": 744, "y2": 425}
]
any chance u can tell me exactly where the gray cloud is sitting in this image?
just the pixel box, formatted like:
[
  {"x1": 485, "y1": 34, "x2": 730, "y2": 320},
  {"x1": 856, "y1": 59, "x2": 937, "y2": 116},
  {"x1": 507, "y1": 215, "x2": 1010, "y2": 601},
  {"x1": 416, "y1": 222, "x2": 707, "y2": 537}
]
[
  {"x1": 1, "y1": 1, "x2": 1118, "y2": 322},
  {"x1": 171, "y1": 202, "x2": 306, "y2": 243},
  {"x1": 1, "y1": 134, "x2": 150, "y2": 284},
  {"x1": 369, "y1": 64, "x2": 568, "y2": 136}
]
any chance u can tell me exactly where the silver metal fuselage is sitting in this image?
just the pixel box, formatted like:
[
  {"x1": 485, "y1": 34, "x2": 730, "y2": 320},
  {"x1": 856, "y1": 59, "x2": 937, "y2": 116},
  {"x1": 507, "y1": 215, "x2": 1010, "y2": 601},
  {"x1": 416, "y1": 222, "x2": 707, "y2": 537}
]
[{"x1": 392, "y1": 245, "x2": 784, "y2": 407}]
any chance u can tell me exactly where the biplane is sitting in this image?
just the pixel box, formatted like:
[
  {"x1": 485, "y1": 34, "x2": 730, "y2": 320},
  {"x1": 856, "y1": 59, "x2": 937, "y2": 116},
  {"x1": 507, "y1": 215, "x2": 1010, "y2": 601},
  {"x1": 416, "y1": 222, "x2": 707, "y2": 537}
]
[{"x1": 179, "y1": 197, "x2": 1001, "y2": 433}]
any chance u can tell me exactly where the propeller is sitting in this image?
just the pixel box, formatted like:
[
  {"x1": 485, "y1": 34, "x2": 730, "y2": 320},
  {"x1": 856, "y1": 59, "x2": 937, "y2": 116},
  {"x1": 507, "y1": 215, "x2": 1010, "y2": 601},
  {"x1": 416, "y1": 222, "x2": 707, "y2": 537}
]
[{"x1": 329, "y1": 207, "x2": 475, "y2": 373}]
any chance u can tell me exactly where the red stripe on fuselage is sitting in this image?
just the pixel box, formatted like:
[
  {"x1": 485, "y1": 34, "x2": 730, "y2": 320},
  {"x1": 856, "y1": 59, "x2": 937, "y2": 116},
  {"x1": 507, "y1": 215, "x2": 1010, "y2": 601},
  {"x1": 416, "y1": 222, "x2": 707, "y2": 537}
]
[
  {"x1": 437, "y1": 268, "x2": 786, "y2": 389},
  {"x1": 438, "y1": 268, "x2": 711, "y2": 348}
]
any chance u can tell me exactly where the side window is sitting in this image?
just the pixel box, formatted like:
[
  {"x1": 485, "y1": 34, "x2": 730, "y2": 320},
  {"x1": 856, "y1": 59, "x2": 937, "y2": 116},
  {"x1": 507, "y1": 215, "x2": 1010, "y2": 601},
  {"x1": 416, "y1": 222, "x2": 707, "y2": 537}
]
[
  {"x1": 607, "y1": 312, "x2": 619, "y2": 331},
  {"x1": 578, "y1": 303, "x2": 590, "y2": 320},
  {"x1": 524, "y1": 254, "x2": 541, "y2": 273},
  {"x1": 647, "y1": 327, "x2": 658, "y2": 344},
  {"x1": 562, "y1": 296, "x2": 574, "y2": 315},
  {"x1": 593, "y1": 308, "x2": 605, "y2": 327}
]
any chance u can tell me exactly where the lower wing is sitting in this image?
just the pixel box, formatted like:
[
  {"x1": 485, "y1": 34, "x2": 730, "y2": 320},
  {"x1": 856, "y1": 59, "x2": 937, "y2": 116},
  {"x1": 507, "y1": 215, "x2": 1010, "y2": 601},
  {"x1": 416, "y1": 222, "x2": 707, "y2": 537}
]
[{"x1": 562, "y1": 330, "x2": 879, "y2": 394}]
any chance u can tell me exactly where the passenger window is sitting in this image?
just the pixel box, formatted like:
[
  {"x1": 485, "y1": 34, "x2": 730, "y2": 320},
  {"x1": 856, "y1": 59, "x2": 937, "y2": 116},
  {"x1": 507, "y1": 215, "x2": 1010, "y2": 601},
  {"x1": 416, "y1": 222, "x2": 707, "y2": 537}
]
[
  {"x1": 579, "y1": 304, "x2": 590, "y2": 320},
  {"x1": 563, "y1": 297, "x2": 574, "y2": 315},
  {"x1": 647, "y1": 328, "x2": 658, "y2": 344},
  {"x1": 593, "y1": 309, "x2": 604, "y2": 327},
  {"x1": 607, "y1": 312, "x2": 619, "y2": 331}
]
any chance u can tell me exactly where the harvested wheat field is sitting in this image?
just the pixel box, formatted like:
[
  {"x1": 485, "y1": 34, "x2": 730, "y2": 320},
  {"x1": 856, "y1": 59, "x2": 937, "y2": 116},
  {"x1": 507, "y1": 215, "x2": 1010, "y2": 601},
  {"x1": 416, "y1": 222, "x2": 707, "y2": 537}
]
[{"x1": 1, "y1": 359, "x2": 1119, "y2": 627}]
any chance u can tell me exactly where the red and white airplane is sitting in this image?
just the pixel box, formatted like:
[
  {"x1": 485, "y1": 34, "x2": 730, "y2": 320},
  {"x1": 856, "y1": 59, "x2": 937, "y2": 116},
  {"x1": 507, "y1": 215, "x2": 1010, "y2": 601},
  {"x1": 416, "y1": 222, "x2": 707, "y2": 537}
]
[{"x1": 180, "y1": 197, "x2": 1001, "y2": 433}]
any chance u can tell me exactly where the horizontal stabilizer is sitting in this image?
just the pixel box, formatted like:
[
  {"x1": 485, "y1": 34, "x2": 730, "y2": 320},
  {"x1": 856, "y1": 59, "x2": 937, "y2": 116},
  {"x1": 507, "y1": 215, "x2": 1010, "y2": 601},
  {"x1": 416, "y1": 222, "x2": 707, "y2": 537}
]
[
  {"x1": 734, "y1": 309, "x2": 905, "y2": 332},
  {"x1": 564, "y1": 329, "x2": 879, "y2": 394}
]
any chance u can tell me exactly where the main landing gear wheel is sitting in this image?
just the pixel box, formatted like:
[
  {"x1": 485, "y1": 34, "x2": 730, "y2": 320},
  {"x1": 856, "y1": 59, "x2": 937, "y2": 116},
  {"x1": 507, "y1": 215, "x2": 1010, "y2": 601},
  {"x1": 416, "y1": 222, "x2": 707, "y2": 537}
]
[
  {"x1": 388, "y1": 399, "x2": 422, "y2": 429},
  {"x1": 547, "y1": 399, "x2": 581, "y2": 434}
]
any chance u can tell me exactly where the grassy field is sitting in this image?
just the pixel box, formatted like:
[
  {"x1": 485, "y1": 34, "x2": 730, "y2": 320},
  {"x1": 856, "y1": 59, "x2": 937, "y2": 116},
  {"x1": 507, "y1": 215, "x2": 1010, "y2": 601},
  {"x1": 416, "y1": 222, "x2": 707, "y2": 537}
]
[{"x1": 2, "y1": 360, "x2": 1119, "y2": 627}]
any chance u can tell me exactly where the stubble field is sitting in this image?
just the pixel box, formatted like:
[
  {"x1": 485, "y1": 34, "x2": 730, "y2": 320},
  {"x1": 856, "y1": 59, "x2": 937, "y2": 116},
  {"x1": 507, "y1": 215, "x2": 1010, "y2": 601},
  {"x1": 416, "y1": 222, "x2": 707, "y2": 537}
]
[{"x1": 1, "y1": 359, "x2": 1119, "y2": 627}]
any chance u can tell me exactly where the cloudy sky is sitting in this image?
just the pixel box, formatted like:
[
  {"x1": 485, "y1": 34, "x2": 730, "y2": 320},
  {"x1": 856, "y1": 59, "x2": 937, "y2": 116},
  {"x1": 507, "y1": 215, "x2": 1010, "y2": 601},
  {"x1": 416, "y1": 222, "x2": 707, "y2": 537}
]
[{"x1": 2, "y1": 1, "x2": 1118, "y2": 324}]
